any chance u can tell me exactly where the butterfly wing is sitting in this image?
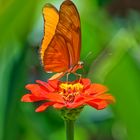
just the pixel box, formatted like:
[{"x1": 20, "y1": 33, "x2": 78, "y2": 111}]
[
  {"x1": 41, "y1": 0, "x2": 81, "y2": 73},
  {"x1": 40, "y1": 4, "x2": 59, "y2": 61},
  {"x1": 43, "y1": 34, "x2": 70, "y2": 72},
  {"x1": 56, "y1": 0, "x2": 81, "y2": 67}
]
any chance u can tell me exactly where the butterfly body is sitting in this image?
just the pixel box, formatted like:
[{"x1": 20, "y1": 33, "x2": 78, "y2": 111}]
[
  {"x1": 41, "y1": 0, "x2": 82, "y2": 80},
  {"x1": 67, "y1": 61, "x2": 83, "y2": 73}
]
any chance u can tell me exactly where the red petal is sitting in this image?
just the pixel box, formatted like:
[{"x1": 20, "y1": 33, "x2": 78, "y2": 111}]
[
  {"x1": 66, "y1": 101, "x2": 85, "y2": 108},
  {"x1": 86, "y1": 84, "x2": 108, "y2": 95},
  {"x1": 53, "y1": 103, "x2": 65, "y2": 109},
  {"x1": 48, "y1": 80, "x2": 59, "y2": 89},
  {"x1": 81, "y1": 78, "x2": 91, "y2": 89},
  {"x1": 36, "y1": 80, "x2": 56, "y2": 92},
  {"x1": 67, "y1": 96, "x2": 85, "y2": 108},
  {"x1": 45, "y1": 92, "x2": 64, "y2": 103},
  {"x1": 87, "y1": 100, "x2": 108, "y2": 110},
  {"x1": 21, "y1": 94, "x2": 46, "y2": 102},
  {"x1": 74, "y1": 95, "x2": 85, "y2": 102},
  {"x1": 96, "y1": 94, "x2": 115, "y2": 103},
  {"x1": 35, "y1": 102, "x2": 54, "y2": 112},
  {"x1": 25, "y1": 84, "x2": 48, "y2": 96}
]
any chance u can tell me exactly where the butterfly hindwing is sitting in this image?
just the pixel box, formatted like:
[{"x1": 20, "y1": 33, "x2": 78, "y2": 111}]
[{"x1": 43, "y1": 34, "x2": 70, "y2": 72}]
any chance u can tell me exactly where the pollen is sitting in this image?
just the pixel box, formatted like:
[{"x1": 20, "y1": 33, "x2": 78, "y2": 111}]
[
  {"x1": 60, "y1": 83, "x2": 83, "y2": 91},
  {"x1": 59, "y1": 82, "x2": 84, "y2": 102}
]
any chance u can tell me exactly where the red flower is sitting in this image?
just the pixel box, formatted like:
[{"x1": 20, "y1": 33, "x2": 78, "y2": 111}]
[{"x1": 21, "y1": 78, "x2": 115, "y2": 112}]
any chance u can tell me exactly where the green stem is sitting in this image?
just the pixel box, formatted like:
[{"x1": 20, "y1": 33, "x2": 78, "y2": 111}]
[{"x1": 65, "y1": 120, "x2": 75, "y2": 140}]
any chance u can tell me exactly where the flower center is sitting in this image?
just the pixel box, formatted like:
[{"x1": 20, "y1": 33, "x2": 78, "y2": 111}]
[{"x1": 59, "y1": 83, "x2": 83, "y2": 103}]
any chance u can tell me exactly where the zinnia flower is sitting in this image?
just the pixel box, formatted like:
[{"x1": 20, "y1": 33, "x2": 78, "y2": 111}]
[{"x1": 21, "y1": 78, "x2": 115, "y2": 112}]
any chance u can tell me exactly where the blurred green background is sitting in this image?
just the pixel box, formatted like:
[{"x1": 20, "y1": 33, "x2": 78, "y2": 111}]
[{"x1": 1, "y1": 0, "x2": 140, "y2": 140}]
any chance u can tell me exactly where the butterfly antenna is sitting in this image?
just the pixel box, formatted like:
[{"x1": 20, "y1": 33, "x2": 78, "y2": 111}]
[
  {"x1": 82, "y1": 51, "x2": 94, "y2": 63},
  {"x1": 81, "y1": 51, "x2": 95, "y2": 76},
  {"x1": 81, "y1": 67, "x2": 84, "y2": 76}
]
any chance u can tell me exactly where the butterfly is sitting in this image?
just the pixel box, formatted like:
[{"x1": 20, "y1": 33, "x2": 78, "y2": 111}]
[{"x1": 40, "y1": 0, "x2": 83, "y2": 80}]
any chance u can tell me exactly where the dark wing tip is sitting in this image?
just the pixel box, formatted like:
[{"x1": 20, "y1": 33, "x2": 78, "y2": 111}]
[
  {"x1": 42, "y1": 3, "x2": 58, "y2": 13},
  {"x1": 61, "y1": 0, "x2": 75, "y2": 7}
]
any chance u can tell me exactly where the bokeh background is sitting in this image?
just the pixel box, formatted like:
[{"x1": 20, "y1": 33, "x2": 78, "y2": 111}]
[{"x1": 1, "y1": 0, "x2": 140, "y2": 140}]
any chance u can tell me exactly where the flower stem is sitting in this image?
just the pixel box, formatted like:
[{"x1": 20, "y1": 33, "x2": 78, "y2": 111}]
[{"x1": 65, "y1": 120, "x2": 75, "y2": 140}]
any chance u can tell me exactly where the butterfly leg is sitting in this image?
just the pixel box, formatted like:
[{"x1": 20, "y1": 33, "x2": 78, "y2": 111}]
[
  {"x1": 66, "y1": 73, "x2": 70, "y2": 82},
  {"x1": 73, "y1": 72, "x2": 82, "y2": 81}
]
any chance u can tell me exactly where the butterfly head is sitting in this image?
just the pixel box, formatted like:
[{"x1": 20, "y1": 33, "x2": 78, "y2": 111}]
[{"x1": 78, "y1": 61, "x2": 84, "y2": 69}]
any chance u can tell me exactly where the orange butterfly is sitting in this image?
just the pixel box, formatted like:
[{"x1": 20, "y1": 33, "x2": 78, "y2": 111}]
[{"x1": 40, "y1": 0, "x2": 83, "y2": 80}]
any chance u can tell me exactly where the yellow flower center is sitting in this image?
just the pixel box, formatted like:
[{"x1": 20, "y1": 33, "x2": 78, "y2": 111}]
[{"x1": 59, "y1": 83, "x2": 83, "y2": 103}]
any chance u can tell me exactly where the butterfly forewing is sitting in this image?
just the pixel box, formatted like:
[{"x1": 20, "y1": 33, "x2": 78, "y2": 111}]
[
  {"x1": 57, "y1": 0, "x2": 81, "y2": 66},
  {"x1": 41, "y1": 4, "x2": 59, "y2": 61}
]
